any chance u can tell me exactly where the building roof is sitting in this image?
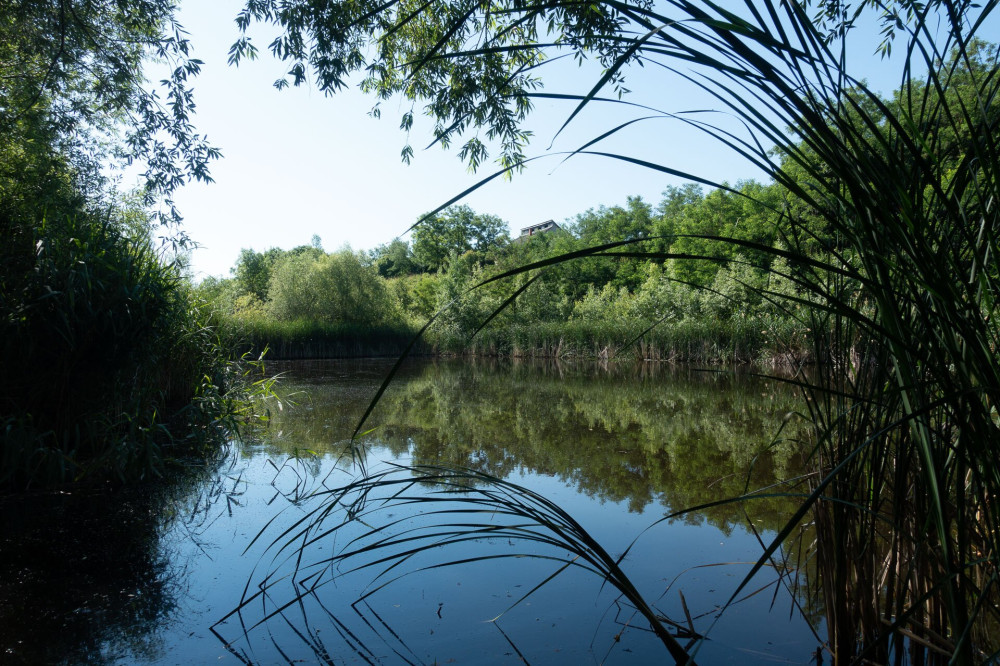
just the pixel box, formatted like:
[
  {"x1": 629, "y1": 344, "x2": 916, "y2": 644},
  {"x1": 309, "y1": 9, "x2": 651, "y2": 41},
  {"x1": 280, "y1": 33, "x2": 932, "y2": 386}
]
[{"x1": 518, "y1": 220, "x2": 561, "y2": 237}]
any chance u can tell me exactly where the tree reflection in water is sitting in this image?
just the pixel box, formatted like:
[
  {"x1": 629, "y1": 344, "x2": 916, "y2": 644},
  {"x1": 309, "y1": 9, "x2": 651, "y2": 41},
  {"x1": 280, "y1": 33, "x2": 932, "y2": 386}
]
[
  {"x1": 220, "y1": 358, "x2": 822, "y2": 664},
  {"x1": 0, "y1": 359, "x2": 821, "y2": 664},
  {"x1": 265, "y1": 358, "x2": 812, "y2": 532}
]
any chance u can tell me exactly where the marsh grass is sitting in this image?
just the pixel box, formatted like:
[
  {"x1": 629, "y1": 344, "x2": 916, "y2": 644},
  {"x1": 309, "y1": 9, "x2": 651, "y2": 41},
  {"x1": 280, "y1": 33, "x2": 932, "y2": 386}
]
[
  {"x1": 430, "y1": 315, "x2": 805, "y2": 363},
  {"x1": 221, "y1": 306, "x2": 806, "y2": 363},
  {"x1": 220, "y1": 317, "x2": 421, "y2": 360},
  {"x1": 0, "y1": 213, "x2": 267, "y2": 489},
  {"x1": 230, "y1": 0, "x2": 1000, "y2": 663}
]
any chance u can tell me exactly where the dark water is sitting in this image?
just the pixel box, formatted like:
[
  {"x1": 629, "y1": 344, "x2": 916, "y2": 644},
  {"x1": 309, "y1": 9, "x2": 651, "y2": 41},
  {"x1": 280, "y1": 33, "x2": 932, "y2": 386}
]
[{"x1": 0, "y1": 359, "x2": 823, "y2": 664}]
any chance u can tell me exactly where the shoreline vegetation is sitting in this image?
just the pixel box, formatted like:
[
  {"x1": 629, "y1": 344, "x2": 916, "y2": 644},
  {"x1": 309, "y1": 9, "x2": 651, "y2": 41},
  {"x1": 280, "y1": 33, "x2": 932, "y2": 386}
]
[
  {"x1": 0, "y1": 4, "x2": 271, "y2": 492},
  {"x1": 200, "y1": 190, "x2": 820, "y2": 366},
  {"x1": 0, "y1": 210, "x2": 269, "y2": 491},
  {"x1": 222, "y1": 316, "x2": 810, "y2": 365}
]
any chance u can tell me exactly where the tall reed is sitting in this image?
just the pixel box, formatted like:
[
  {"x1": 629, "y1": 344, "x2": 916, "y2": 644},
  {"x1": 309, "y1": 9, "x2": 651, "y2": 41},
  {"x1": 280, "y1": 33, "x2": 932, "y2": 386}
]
[
  {"x1": 0, "y1": 212, "x2": 266, "y2": 489},
  {"x1": 233, "y1": 0, "x2": 1000, "y2": 662},
  {"x1": 220, "y1": 316, "x2": 421, "y2": 360},
  {"x1": 429, "y1": 316, "x2": 800, "y2": 363}
]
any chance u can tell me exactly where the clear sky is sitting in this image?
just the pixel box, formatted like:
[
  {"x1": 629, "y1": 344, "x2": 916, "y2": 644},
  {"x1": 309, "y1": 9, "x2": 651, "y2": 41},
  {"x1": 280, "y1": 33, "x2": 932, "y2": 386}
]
[{"x1": 160, "y1": 0, "x2": 913, "y2": 280}]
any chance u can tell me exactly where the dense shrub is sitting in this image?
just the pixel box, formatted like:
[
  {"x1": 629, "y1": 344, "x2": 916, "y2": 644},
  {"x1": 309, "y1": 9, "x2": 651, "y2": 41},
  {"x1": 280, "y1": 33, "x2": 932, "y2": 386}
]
[
  {"x1": 0, "y1": 211, "x2": 257, "y2": 489},
  {"x1": 267, "y1": 249, "x2": 400, "y2": 326}
]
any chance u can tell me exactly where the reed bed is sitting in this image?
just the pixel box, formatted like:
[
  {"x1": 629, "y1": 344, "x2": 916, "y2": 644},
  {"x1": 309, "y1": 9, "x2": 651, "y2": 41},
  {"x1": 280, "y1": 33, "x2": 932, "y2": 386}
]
[
  {"x1": 224, "y1": 314, "x2": 808, "y2": 363},
  {"x1": 431, "y1": 317, "x2": 807, "y2": 363},
  {"x1": 229, "y1": 0, "x2": 1000, "y2": 663},
  {"x1": 1, "y1": 214, "x2": 261, "y2": 489},
  {"x1": 221, "y1": 318, "x2": 422, "y2": 360}
]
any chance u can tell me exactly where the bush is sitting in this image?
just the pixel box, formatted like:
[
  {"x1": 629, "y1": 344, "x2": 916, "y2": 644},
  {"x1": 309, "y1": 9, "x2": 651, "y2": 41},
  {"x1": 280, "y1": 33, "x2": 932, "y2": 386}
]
[{"x1": 268, "y1": 249, "x2": 400, "y2": 326}]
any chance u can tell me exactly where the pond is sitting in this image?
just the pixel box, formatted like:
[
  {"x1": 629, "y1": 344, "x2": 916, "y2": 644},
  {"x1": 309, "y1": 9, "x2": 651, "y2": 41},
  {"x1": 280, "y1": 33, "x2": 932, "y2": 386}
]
[{"x1": 0, "y1": 358, "x2": 823, "y2": 664}]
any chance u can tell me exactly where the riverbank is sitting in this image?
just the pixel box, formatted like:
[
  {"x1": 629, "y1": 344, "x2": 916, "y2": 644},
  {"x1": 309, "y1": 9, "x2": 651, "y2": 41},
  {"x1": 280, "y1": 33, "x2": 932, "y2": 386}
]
[{"x1": 222, "y1": 315, "x2": 812, "y2": 365}]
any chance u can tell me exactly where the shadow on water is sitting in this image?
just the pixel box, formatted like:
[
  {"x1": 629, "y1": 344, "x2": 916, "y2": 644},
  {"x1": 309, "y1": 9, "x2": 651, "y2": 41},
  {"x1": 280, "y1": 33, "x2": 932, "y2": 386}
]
[
  {"x1": 0, "y1": 453, "x2": 238, "y2": 665},
  {"x1": 0, "y1": 487, "x2": 172, "y2": 664}
]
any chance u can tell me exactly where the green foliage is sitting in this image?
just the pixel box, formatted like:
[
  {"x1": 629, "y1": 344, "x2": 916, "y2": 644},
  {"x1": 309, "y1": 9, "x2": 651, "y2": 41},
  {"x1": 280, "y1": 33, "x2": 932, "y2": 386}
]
[
  {"x1": 388, "y1": 272, "x2": 442, "y2": 319},
  {"x1": 411, "y1": 205, "x2": 510, "y2": 271},
  {"x1": 267, "y1": 248, "x2": 400, "y2": 327},
  {"x1": 371, "y1": 238, "x2": 420, "y2": 278},
  {"x1": 574, "y1": 196, "x2": 654, "y2": 245},
  {"x1": 232, "y1": 247, "x2": 283, "y2": 301},
  {"x1": 233, "y1": 0, "x2": 967, "y2": 172},
  {"x1": 0, "y1": 1, "x2": 257, "y2": 488},
  {"x1": 667, "y1": 182, "x2": 780, "y2": 287},
  {"x1": 0, "y1": 0, "x2": 218, "y2": 227},
  {"x1": 0, "y1": 209, "x2": 259, "y2": 489},
  {"x1": 571, "y1": 284, "x2": 634, "y2": 323},
  {"x1": 560, "y1": 197, "x2": 656, "y2": 292},
  {"x1": 221, "y1": 317, "x2": 419, "y2": 360},
  {"x1": 430, "y1": 250, "x2": 497, "y2": 334},
  {"x1": 232, "y1": 0, "x2": 638, "y2": 170},
  {"x1": 264, "y1": 253, "x2": 320, "y2": 322},
  {"x1": 199, "y1": 186, "x2": 812, "y2": 363},
  {"x1": 701, "y1": 257, "x2": 768, "y2": 320}
]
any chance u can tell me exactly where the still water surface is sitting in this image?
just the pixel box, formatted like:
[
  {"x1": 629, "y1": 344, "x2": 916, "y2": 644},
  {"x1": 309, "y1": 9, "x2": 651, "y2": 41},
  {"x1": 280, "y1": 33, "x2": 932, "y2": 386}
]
[{"x1": 0, "y1": 359, "x2": 822, "y2": 664}]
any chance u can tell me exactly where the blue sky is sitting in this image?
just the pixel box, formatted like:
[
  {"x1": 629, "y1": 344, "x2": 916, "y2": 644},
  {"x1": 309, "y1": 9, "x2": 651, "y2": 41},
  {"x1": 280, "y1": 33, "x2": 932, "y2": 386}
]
[{"x1": 160, "y1": 1, "x2": 914, "y2": 279}]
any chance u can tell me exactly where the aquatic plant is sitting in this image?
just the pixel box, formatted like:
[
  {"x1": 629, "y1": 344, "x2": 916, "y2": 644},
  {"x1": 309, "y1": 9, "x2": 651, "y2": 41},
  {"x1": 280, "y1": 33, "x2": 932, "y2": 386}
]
[
  {"x1": 227, "y1": 0, "x2": 1000, "y2": 662},
  {"x1": 0, "y1": 210, "x2": 269, "y2": 489}
]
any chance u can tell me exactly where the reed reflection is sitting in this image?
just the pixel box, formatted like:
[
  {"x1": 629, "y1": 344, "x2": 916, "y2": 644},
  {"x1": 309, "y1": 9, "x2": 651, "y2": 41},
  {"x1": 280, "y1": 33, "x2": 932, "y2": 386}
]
[{"x1": 265, "y1": 358, "x2": 811, "y2": 534}]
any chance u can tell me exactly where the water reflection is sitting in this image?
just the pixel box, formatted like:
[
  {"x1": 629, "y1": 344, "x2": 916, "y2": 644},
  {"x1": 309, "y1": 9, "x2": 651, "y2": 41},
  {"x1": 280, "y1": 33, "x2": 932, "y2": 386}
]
[
  {"x1": 267, "y1": 358, "x2": 811, "y2": 534},
  {"x1": 220, "y1": 359, "x2": 821, "y2": 664},
  {"x1": 0, "y1": 359, "x2": 821, "y2": 664}
]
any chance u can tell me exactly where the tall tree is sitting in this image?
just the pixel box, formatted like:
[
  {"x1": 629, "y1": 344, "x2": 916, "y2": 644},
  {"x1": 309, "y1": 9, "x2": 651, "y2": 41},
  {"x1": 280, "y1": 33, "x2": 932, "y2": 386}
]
[
  {"x1": 372, "y1": 238, "x2": 420, "y2": 277},
  {"x1": 411, "y1": 205, "x2": 509, "y2": 271},
  {"x1": 232, "y1": 247, "x2": 284, "y2": 301},
  {"x1": 267, "y1": 249, "x2": 398, "y2": 325}
]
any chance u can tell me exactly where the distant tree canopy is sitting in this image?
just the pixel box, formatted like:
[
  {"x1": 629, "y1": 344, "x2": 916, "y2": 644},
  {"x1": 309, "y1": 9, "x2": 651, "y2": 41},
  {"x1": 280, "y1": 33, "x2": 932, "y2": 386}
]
[
  {"x1": 411, "y1": 205, "x2": 510, "y2": 271},
  {"x1": 199, "y1": 34, "x2": 997, "y2": 344}
]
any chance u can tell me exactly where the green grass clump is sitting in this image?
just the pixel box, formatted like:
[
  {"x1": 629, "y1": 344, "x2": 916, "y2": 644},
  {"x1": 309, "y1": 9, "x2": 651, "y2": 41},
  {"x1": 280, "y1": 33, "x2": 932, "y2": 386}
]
[
  {"x1": 0, "y1": 213, "x2": 263, "y2": 490},
  {"x1": 219, "y1": 316, "x2": 421, "y2": 360}
]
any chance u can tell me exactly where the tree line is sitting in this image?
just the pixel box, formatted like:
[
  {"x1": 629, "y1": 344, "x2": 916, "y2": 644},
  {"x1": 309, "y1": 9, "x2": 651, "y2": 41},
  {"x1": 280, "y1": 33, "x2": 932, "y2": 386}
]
[
  {"x1": 199, "y1": 40, "x2": 996, "y2": 366},
  {"x1": 197, "y1": 182, "x2": 815, "y2": 360}
]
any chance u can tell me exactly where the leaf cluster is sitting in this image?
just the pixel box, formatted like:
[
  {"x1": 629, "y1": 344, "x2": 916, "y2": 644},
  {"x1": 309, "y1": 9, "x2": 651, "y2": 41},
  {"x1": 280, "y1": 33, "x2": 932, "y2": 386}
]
[{"x1": 1, "y1": 0, "x2": 220, "y2": 228}]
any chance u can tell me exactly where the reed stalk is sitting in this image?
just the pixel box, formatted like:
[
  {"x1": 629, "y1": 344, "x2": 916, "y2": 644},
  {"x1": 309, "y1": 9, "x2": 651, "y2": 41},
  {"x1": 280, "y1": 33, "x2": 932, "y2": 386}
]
[{"x1": 233, "y1": 0, "x2": 1000, "y2": 662}]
